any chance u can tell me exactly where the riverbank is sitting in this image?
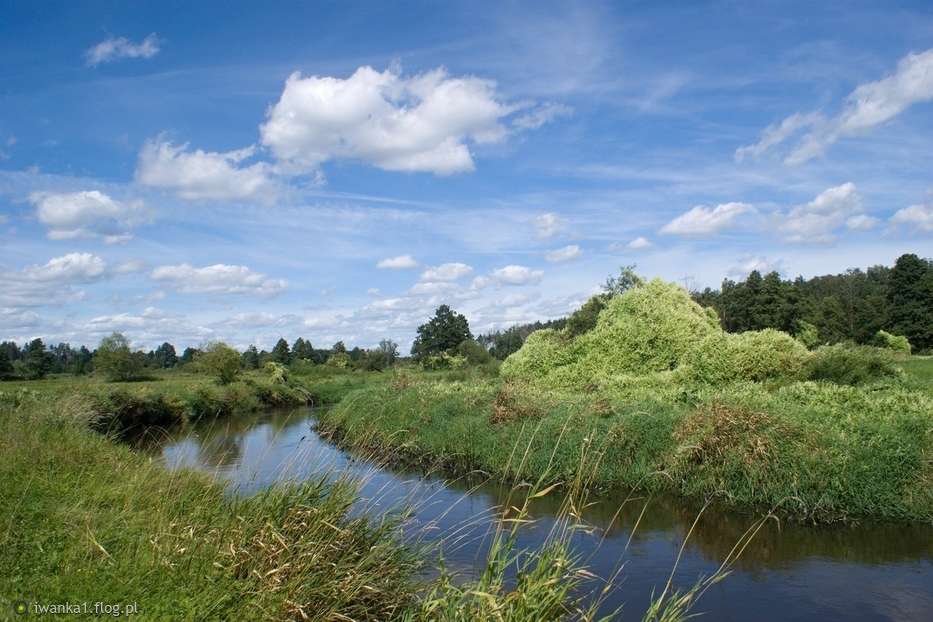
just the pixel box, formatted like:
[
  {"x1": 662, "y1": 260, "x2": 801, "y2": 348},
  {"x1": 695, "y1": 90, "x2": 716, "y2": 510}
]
[
  {"x1": 315, "y1": 361, "x2": 933, "y2": 523},
  {"x1": 2, "y1": 376, "x2": 704, "y2": 620}
]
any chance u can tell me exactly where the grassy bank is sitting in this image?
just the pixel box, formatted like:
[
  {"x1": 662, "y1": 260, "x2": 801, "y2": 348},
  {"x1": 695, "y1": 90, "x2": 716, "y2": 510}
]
[
  {"x1": 316, "y1": 361, "x2": 933, "y2": 523},
  {"x1": 1, "y1": 376, "x2": 712, "y2": 621},
  {"x1": 0, "y1": 389, "x2": 423, "y2": 620}
]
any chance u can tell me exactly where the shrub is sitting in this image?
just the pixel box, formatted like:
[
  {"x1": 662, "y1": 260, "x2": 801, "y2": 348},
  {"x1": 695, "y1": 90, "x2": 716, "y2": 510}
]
[
  {"x1": 803, "y1": 344, "x2": 901, "y2": 386},
  {"x1": 681, "y1": 329, "x2": 810, "y2": 385},
  {"x1": 874, "y1": 330, "x2": 912, "y2": 355},
  {"x1": 795, "y1": 320, "x2": 821, "y2": 350},
  {"x1": 326, "y1": 352, "x2": 351, "y2": 369},
  {"x1": 563, "y1": 295, "x2": 608, "y2": 337},
  {"x1": 456, "y1": 339, "x2": 493, "y2": 365},
  {"x1": 94, "y1": 333, "x2": 147, "y2": 382},
  {"x1": 264, "y1": 361, "x2": 289, "y2": 384},
  {"x1": 196, "y1": 342, "x2": 241, "y2": 384},
  {"x1": 500, "y1": 329, "x2": 574, "y2": 381}
]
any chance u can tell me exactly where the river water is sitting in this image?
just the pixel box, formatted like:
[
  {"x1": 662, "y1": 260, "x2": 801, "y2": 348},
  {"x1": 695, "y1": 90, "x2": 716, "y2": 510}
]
[{"x1": 132, "y1": 407, "x2": 933, "y2": 621}]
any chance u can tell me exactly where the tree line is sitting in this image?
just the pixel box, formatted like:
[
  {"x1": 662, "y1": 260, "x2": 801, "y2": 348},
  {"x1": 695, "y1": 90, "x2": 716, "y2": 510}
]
[{"x1": 477, "y1": 254, "x2": 932, "y2": 359}]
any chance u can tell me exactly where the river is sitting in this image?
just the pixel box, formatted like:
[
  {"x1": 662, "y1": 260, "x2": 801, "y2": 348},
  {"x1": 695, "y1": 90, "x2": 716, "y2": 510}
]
[{"x1": 131, "y1": 406, "x2": 933, "y2": 621}]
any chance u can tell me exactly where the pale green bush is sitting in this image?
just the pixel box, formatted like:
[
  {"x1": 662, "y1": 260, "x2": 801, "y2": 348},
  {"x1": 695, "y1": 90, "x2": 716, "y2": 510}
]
[
  {"x1": 875, "y1": 330, "x2": 911, "y2": 355},
  {"x1": 679, "y1": 329, "x2": 810, "y2": 385},
  {"x1": 500, "y1": 329, "x2": 575, "y2": 380}
]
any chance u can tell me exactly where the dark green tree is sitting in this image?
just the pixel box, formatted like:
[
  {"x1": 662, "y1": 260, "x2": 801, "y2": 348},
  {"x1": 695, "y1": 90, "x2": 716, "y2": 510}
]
[
  {"x1": 411, "y1": 305, "x2": 472, "y2": 359},
  {"x1": 271, "y1": 338, "x2": 291, "y2": 364},
  {"x1": 331, "y1": 341, "x2": 347, "y2": 354},
  {"x1": 181, "y1": 347, "x2": 200, "y2": 365},
  {"x1": 21, "y1": 338, "x2": 52, "y2": 380},
  {"x1": 887, "y1": 253, "x2": 933, "y2": 350},
  {"x1": 241, "y1": 345, "x2": 260, "y2": 369},
  {"x1": 152, "y1": 342, "x2": 178, "y2": 368},
  {"x1": 0, "y1": 348, "x2": 13, "y2": 378},
  {"x1": 292, "y1": 338, "x2": 315, "y2": 361}
]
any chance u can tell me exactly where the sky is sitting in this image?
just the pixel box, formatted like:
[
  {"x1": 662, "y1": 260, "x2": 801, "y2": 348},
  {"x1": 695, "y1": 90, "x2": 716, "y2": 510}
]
[{"x1": 1, "y1": 0, "x2": 932, "y2": 352}]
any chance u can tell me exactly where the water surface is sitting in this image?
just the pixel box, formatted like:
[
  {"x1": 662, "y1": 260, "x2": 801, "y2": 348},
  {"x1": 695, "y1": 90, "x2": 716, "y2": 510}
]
[{"x1": 133, "y1": 407, "x2": 933, "y2": 621}]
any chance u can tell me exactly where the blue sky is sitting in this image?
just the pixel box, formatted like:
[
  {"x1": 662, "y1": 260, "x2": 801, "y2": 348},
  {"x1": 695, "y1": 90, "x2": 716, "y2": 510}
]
[{"x1": 2, "y1": 1, "x2": 932, "y2": 351}]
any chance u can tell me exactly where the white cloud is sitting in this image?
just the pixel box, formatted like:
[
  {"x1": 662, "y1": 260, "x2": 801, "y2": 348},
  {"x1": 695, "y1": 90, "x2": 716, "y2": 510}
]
[
  {"x1": 491, "y1": 265, "x2": 544, "y2": 286},
  {"x1": 779, "y1": 182, "x2": 871, "y2": 243},
  {"x1": 85, "y1": 33, "x2": 160, "y2": 66},
  {"x1": 377, "y1": 254, "x2": 418, "y2": 269},
  {"x1": 420, "y1": 262, "x2": 473, "y2": 281},
  {"x1": 512, "y1": 103, "x2": 573, "y2": 130},
  {"x1": 738, "y1": 49, "x2": 933, "y2": 165},
  {"x1": 545, "y1": 244, "x2": 581, "y2": 262},
  {"x1": 260, "y1": 65, "x2": 519, "y2": 175},
  {"x1": 627, "y1": 236, "x2": 652, "y2": 250},
  {"x1": 151, "y1": 263, "x2": 287, "y2": 296},
  {"x1": 29, "y1": 190, "x2": 149, "y2": 242},
  {"x1": 734, "y1": 112, "x2": 823, "y2": 162},
  {"x1": 727, "y1": 256, "x2": 785, "y2": 280},
  {"x1": 534, "y1": 212, "x2": 565, "y2": 238},
  {"x1": 0, "y1": 253, "x2": 108, "y2": 307},
  {"x1": 136, "y1": 138, "x2": 275, "y2": 201},
  {"x1": 890, "y1": 202, "x2": 933, "y2": 232},
  {"x1": 408, "y1": 281, "x2": 456, "y2": 295},
  {"x1": 660, "y1": 202, "x2": 753, "y2": 236}
]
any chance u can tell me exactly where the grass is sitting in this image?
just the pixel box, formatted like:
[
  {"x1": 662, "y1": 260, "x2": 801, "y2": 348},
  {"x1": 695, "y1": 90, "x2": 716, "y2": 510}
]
[
  {"x1": 316, "y1": 359, "x2": 933, "y2": 523},
  {"x1": 1, "y1": 372, "x2": 717, "y2": 621}
]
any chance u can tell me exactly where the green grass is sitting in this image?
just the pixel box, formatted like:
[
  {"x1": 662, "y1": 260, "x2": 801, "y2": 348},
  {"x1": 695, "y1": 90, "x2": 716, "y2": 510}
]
[
  {"x1": 316, "y1": 360, "x2": 933, "y2": 523},
  {"x1": 0, "y1": 389, "x2": 423, "y2": 621},
  {"x1": 1, "y1": 371, "x2": 713, "y2": 621}
]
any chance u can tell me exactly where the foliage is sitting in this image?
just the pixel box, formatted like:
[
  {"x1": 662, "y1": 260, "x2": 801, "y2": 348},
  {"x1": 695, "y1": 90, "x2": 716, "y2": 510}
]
[
  {"x1": 241, "y1": 344, "x2": 260, "y2": 369},
  {"x1": 411, "y1": 305, "x2": 472, "y2": 360},
  {"x1": 264, "y1": 361, "x2": 289, "y2": 383},
  {"x1": 455, "y1": 339, "x2": 492, "y2": 365},
  {"x1": 794, "y1": 320, "x2": 821, "y2": 349},
  {"x1": 887, "y1": 253, "x2": 933, "y2": 351},
  {"x1": 327, "y1": 351, "x2": 352, "y2": 369},
  {"x1": 564, "y1": 294, "x2": 608, "y2": 337},
  {"x1": 197, "y1": 342, "x2": 242, "y2": 384},
  {"x1": 802, "y1": 344, "x2": 901, "y2": 386},
  {"x1": 151, "y1": 342, "x2": 178, "y2": 368},
  {"x1": 476, "y1": 318, "x2": 566, "y2": 360},
  {"x1": 271, "y1": 337, "x2": 291, "y2": 364},
  {"x1": 678, "y1": 329, "x2": 811, "y2": 385},
  {"x1": 19, "y1": 338, "x2": 52, "y2": 380},
  {"x1": 94, "y1": 333, "x2": 146, "y2": 382},
  {"x1": 602, "y1": 263, "x2": 644, "y2": 297},
  {"x1": 875, "y1": 329, "x2": 912, "y2": 355}
]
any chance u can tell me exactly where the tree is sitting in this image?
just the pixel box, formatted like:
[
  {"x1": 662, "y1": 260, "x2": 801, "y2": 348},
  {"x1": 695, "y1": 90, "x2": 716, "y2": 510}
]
[
  {"x1": 367, "y1": 339, "x2": 399, "y2": 370},
  {"x1": 94, "y1": 333, "x2": 145, "y2": 382},
  {"x1": 241, "y1": 345, "x2": 260, "y2": 369},
  {"x1": 887, "y1": 253, "x2": 933, "y2": 350},
  {"x1": 152, "y1": 342, "x2": 178, "y2": 368},
  {"x1": 411, "y1": 305, "x2": 472, "y2": 360},
  {"x1": 565, "y1": 295, "x2": 608, "y2": 337},
  {"x1": 0, "y1": 348, "x2": 13, "y2": 378},
  {"x1": 197, "y1": 342, "x2": 241, "y2": 384},
  {"x1": 331, "y1": 341, "x2": 347, "y2": 354},
  {"x1": 456, "y1": 339, "x2": 492, "y2": 365},
  {"x1": 21, "y1": 338, "x2": 52, "y2": 380},
  {"x1": 603, "y1": 264, "x2": 644, "y2": 297},
  {"x1": 292, "y1": 338, "x2": 315, "y2": 361},
  {"x1": 271, "y1": 338, "x2": 291, "y2": 364},
  {"x1": 72, "y1": 346, "x2": 93, "y2": 375},
  {"x1": 181, "y1": 347, "x2": 200, "y2": 365}
]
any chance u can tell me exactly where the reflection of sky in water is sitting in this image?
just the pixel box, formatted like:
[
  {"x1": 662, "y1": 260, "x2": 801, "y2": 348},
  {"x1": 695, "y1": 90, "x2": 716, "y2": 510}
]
[{"x1": 145, "y1": 408, "x2": 933, "y2": 621}]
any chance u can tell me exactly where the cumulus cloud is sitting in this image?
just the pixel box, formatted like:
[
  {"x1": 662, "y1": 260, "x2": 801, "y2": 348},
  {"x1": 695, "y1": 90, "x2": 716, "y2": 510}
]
[
  {"x1": 660, "y1": 202, "x2": 753, "y2": 236},
  {"x1": 136, "y1": 138, "x2": 275, "y2": 201},
  {"x1": 151, "y1": 263, "x2": 287, "y2": 296},
  {"x1": 420, "y1": 262, "x2": 473, "y2": 282},
  {"x1": 738, "y1": 49, "x2": 933, "y2": 165},
  {"x1": 29, "y1": 190, "x2": 149, "y2": 243},
  {"x1": 534, "y1": 212, "x2": 565, "y2": 238},
  {"x1": 85, "y1": 33, "x2": 160, "y2": 66},
  {"x1": 890, "y1": 202, "x2": 933, "y2": 232},
  {"x1": 0, "y1": 253, "x2": 108, "y2": 307},
  {"x1": 491, "y1": 265, "x2": 544, "y2": 286},
  {"x1": 377, "y1": 254, "x2": 418, "y2": 269},
  {"x1": 779, "y1": 182, "x2": 874, "y2": 243},
  {"x1": 260, "y1": 65, "x2": 519, "y2": 175},
  {"x1": 545, "y1": 244, "x2": 581, "y2": 262},
  {"x1": 627, "y1": 236, "x2": 652, "y2": 250}
]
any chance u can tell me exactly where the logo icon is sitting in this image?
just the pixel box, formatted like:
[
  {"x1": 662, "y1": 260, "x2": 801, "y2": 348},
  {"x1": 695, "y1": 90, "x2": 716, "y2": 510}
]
[{"x1": 13, "y1": 600, "x2": 28, "y2": 616}]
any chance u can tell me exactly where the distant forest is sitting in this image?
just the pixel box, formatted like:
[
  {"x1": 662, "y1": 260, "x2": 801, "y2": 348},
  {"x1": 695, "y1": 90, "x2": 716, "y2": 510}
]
[
  {"x1": 2, "y1": 253, "x2": 931, "y2": 379},
  {"x1": 479, "y1": 253, "x2": 933, "y2": 358}
]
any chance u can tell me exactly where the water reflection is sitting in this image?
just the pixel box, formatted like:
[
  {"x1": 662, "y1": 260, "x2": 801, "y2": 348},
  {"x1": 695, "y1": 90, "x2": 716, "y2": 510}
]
[{"x1": 132, "y1": 407, "x2": 933, "y2": 621}]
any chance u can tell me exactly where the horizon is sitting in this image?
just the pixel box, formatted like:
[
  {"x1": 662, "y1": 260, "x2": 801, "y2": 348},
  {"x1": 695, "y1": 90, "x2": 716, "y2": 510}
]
[{"x1": 2, "y1": 1, "x2": 932, "y2": 351}]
